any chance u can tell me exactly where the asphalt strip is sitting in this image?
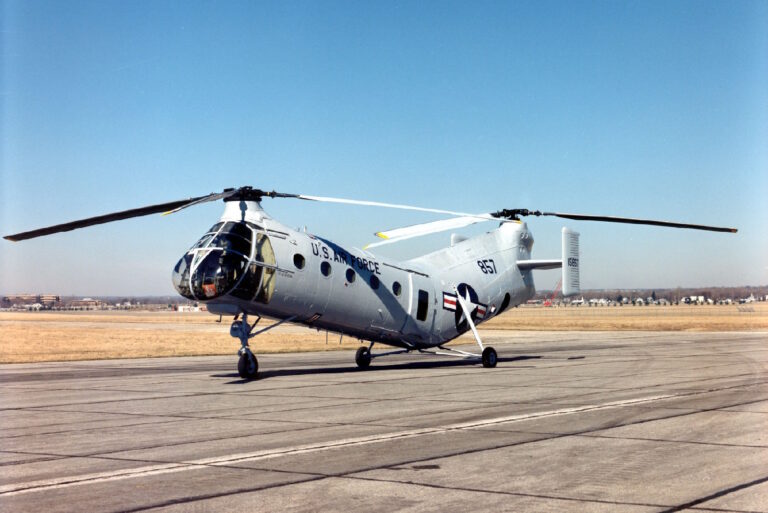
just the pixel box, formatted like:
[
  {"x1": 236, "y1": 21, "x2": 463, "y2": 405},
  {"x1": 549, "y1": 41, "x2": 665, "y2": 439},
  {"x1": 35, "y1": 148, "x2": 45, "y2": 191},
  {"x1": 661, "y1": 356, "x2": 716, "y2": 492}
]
[{"x1": 0, "y1": 391, "x2": 695, "y2": 497}]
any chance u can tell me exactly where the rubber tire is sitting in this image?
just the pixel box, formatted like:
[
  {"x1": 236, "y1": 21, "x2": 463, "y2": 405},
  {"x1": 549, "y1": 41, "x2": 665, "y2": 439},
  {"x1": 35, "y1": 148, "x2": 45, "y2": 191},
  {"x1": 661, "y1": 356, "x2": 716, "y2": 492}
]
[
  {"x1": 482, "y1": 347, "x2": 498, "y2": 368},
  {"x1": 238, "y1": 352, "x2": 259, "y2": 379},
  {"x1": 355, "y1": 347, "x2": 372, "y2": 369}
]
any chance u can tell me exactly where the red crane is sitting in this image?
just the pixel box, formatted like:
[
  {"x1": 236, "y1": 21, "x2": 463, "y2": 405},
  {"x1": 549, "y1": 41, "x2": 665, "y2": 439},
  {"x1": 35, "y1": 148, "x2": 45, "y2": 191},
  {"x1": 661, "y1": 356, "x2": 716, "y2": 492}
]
[{"x1": 543, "y1": 278, "x2": 562, "y2": 307}]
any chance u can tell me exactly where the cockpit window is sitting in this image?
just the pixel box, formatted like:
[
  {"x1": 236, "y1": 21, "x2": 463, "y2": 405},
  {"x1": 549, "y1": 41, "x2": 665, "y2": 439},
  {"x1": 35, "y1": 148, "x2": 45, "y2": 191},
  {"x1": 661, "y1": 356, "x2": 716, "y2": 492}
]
[
  {"x1": 226, "y1": 222, "x2": 252, "y2": 241},
  {"x1": 172, "y1": 253, "x2": 194, "y2": 300},
  {"x1": 230, "y1": 232, "x2": 275, "y2": 302},
  {"x1": 190, "y1": 223, "x2": 224, "y2": 251},
  {"x1": 191, "y1": 234, "x2": 214, "y2": 250},
  {"x1": 209, "y1": 222, "x2": 252, "y2": 257},
  {"x1": 210, "y1": 232, "x2": 251, "y2": 256},
  {"x1": 254, "y1": 234, "x2": 276, "y2": 303},
  {"x1": 190, "y1": 250, "x2": 248, "y2": 300},
  {"x1": 173, "y1": 222, "x2": 277, "y2": 303}
]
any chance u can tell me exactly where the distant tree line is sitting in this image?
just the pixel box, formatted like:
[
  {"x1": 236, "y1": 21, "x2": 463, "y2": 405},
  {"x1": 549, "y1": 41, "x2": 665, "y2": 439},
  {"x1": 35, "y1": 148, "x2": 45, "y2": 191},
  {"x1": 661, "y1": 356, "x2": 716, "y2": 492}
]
[{"x1": 534, "y1": 286, "x2": 768, "y2": 302}]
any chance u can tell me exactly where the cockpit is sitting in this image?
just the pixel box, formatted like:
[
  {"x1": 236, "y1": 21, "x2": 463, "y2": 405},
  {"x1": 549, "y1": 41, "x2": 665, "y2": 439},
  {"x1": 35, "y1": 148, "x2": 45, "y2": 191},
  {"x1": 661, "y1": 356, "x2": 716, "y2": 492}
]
[{"x1": 172, "y1": 221, "x2": 276, "y2": 302}]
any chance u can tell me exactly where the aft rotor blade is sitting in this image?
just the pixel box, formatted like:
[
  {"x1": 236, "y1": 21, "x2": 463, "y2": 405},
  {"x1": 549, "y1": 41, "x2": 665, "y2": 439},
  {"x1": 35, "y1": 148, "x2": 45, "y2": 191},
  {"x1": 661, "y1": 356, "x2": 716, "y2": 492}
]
[
  {"x1": 3, "y1": 192, "x2": 224, "y2": 242},
  {"x1": 296, "y1": 194, "x2": 482, "y2": 218},
  {"x1": 365, "y1": 213, "x2": 500, "y2": 249},
  {"x1": 541, "y1": 212, "x2": 738, "y2": 233},
  {"x1": 375, "y1": 214, "x2": 494, "y2": 241}
]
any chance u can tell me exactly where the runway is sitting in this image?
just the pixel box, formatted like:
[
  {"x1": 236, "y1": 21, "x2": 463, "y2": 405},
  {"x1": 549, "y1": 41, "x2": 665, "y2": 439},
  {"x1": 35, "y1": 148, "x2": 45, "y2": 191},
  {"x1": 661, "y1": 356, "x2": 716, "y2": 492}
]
[{"x1": 1, "y1": 331, "x2": 767, "y2": 512}]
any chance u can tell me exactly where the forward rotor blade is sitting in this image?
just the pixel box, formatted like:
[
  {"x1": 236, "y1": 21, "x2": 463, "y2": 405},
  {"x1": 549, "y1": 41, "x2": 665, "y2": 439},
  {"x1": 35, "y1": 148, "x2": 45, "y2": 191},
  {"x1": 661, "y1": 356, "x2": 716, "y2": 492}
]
[
  {"x1": 540, "y1": 212, "x2": 738, "y2": 233},
  {"x1": 3, "y1": 192, "x2": 223, "y2": 242},
  {"x1": 161, "y1": 189, "x2": 239, "y2": 215}
]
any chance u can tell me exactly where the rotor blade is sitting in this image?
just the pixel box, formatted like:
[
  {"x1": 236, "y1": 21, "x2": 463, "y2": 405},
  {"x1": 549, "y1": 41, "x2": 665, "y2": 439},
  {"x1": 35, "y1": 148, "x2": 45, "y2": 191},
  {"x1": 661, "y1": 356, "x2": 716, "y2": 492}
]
[
  {"x1": 3, "y1": 192, "x2": 223, "y2": 242},
  {"x1": 364, "y1": 232, "x2": 423, "y2": 250},
  {"x1": 296, "y1": 194, "x2": 485, "y2": 218},
  {"x1": 540, "y1": 212, "x2": 737, "y2": 233},
  {"x1": 375, "y1": 214, "x2": 495, "y2": 240},
  {"x1": 364, "y1": 214, "x2": 499, "y2": 250},
  {"x1": 161, "y1": 189, "x2": 239, "y2": 215}
]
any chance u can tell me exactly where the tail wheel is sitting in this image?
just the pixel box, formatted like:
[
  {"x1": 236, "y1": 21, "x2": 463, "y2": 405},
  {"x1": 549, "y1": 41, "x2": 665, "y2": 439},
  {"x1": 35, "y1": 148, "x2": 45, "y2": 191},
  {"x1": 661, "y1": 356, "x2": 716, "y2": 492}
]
[
  {"x1": 355, "y1": 346, "x2": 372, "y2": 369},
  {"x1": 482, "y1": 347, "x2": 497, "y2": 368}
]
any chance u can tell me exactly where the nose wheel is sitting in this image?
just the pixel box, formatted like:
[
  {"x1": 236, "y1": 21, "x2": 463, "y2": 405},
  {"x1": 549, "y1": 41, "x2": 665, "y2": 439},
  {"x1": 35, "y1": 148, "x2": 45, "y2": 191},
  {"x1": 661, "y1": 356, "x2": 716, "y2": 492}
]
[
  {"x1": 238, "y1": 348, "x2": 259, "y2": 379},
  {"x1": 231, "y1": 313, "x2": 260, "y2": 380}
]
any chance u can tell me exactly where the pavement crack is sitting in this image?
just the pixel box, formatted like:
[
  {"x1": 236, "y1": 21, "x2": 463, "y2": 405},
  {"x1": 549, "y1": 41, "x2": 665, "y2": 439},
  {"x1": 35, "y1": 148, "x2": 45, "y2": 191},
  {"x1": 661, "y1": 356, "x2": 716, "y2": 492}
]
[{"x1": 660, "y1": 474, "x2": 768, "y2": 512}]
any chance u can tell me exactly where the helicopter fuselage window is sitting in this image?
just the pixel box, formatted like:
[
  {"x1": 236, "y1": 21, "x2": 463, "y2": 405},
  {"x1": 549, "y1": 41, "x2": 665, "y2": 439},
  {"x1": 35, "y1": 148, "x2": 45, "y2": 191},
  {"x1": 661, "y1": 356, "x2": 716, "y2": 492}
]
[{"x1": 417, "y1": 290, "x2": 429, "y2": 321}]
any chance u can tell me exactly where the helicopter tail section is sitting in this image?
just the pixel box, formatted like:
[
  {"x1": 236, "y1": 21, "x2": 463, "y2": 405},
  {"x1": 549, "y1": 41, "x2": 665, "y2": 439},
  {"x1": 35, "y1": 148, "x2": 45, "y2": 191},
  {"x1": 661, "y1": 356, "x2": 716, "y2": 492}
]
[
  {"x1": 515, "y1": 227, "x2": 580, "y2": 296},
  {"x1": 562, "y1": 227, "x2": 580, "y2": 296}
]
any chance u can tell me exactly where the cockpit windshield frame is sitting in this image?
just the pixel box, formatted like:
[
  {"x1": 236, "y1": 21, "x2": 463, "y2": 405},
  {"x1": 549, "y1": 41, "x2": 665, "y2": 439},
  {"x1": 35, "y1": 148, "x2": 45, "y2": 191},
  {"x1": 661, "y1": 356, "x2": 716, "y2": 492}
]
[{"x1": 173, "y1": 221, "x2": 279, "y2": 303}]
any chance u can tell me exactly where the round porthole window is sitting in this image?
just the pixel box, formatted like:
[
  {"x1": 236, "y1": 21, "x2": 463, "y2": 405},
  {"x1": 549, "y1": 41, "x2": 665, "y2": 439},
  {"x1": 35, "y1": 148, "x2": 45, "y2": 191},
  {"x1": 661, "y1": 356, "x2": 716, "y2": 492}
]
[
  {"x1": 393, "y1": 281, "x2": 402, "y2": 296},
  {"x1": 370, "y1": 275, "x2": 380, "y2": 290},
  {"x1": 346, "y1": 268, "x2": 356, "y2": 283},
  {"x1": 321, "y1": 261, "x2": 332, "y2": 277},
  {"x1": 293, "y1": 254, "x2": 305, "y2": 269}
]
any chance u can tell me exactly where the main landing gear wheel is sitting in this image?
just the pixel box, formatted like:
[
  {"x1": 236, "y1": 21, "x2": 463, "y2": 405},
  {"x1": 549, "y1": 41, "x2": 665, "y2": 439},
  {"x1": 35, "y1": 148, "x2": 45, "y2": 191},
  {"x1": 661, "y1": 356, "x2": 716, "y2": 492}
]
[
  {"x1": 482, "y1": 347, "x2": 498, "y2": 368},
  {"x1": 355, "y1": 346, "x2": 372, "y2": 369},
  {"x1": 238, "y1": 349, "x2": 259, "y2": 380}
]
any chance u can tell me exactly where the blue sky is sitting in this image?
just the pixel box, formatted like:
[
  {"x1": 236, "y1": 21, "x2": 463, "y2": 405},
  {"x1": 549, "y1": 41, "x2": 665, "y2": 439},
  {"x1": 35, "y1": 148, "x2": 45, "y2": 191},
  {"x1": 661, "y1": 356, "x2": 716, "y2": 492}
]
[{"x1": 1, "y1": 0, "x2": 766, "y2": 295}]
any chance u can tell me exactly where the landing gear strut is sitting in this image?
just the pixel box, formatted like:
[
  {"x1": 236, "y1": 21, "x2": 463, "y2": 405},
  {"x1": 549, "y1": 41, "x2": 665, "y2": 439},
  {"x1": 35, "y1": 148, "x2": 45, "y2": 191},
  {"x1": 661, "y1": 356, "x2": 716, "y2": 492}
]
[
  {"x1": 230, "y1": 313, "x2": 297, "y2": 380},
  {"x1": 453, "y1": 284, "x2": 498, "y2": 369},
  {"x1": 231, "y1": 313, "x2": 259, "y2": 380}
]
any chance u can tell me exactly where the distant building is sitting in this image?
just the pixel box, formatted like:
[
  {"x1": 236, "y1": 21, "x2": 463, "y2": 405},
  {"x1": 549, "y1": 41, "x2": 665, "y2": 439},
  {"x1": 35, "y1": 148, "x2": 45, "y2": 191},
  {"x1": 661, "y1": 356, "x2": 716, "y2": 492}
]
[
  {"x1": 2, "y1": 294, "x2": 61, "y2": 308},
  {"x1": 175, "y1": 304, "x2": 201, "y2": 312},
  {"x1": 68, "y1": 298, "x2": 103, "y2": 309}
]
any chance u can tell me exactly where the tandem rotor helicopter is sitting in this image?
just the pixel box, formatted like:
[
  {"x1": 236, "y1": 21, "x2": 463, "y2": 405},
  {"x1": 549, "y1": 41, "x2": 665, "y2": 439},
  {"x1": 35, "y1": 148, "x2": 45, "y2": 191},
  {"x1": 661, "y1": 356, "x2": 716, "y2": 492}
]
[{"x1": 4, "y1": 186, "x2": 737, "y2": 380}]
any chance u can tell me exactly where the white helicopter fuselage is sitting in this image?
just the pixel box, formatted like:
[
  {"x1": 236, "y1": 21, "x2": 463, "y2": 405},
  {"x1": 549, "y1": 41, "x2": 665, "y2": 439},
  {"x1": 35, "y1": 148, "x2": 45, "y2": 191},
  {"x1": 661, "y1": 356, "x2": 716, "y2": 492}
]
[
  {"x1": 4, "y1": 185, "x2": 731, "y2": 379},
  {"x1": 177, "y1": 200, "x2": 538, "y2": 350}
]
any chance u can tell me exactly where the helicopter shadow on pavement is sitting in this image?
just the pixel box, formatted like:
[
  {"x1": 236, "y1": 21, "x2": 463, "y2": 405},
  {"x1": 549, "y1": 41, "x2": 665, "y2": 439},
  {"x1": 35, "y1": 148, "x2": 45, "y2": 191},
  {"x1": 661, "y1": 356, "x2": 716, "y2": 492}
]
[{"x1": 213, "y1": 355, "x2": 545, "y2": 384}]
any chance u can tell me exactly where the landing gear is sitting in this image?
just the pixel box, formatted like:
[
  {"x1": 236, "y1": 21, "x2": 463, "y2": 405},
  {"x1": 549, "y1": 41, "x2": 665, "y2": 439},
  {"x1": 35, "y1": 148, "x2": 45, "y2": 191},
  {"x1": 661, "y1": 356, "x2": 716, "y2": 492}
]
[
  {"x1": 229, "y1": 313, "x2": 298, "y2": 381},
  {"x1": 231, "y1": 313, "x2": 259, "y2": 380},
  {"x1": 453, "y1": 284, "x2": 498, "y2": 369},
  {"x1": 355, "y1": 346, "x2": 372, "y2": 369},
  {"x1": 238, "y1": 348, "x2": 259, "y2": 379},
  {"x1": 482, "y1": 347, "x2": 498, "y2": 368}
]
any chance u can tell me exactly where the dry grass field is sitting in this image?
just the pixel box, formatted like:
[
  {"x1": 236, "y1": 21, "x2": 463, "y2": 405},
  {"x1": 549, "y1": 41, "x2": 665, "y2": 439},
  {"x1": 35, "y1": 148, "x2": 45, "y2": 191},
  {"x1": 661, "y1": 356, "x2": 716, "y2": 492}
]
[
  {"x1": 1, "y1": 303, "x2": 766, "y2": 363},
  {"x1": 484, "y1": 302, "x2": 768, "y2": 331}
]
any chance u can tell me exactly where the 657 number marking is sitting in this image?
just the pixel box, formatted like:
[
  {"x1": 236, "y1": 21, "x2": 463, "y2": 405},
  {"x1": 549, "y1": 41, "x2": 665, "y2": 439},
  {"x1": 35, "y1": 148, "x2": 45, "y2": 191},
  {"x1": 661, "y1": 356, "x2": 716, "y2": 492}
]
[{"x1": 477, "y1": 259, "x2": 497, "y2": 274}]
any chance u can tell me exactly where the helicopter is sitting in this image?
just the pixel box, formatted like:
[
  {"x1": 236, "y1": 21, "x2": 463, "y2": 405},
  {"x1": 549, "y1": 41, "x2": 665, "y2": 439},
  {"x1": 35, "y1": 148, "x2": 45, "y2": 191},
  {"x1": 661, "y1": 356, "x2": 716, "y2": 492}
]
[{"x1": 3, "y1": 186, "x2": 737, "y2": 380}]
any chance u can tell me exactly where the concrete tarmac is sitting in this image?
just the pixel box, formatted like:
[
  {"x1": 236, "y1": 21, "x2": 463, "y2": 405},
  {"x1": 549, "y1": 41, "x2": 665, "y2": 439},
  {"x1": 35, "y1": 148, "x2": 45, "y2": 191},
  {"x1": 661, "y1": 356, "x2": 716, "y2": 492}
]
[{"x1": 1, "y1": 331, "x2": 767, "y2": 512}]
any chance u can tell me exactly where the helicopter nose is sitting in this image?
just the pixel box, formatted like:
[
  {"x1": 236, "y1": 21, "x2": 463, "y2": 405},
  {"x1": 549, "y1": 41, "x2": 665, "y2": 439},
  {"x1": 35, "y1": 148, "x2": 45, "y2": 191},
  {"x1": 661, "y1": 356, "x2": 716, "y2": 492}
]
[{"x1": 172, "y1": 250, "x2": 248, "y2": 301}]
